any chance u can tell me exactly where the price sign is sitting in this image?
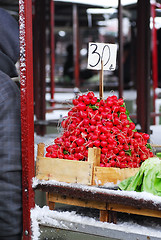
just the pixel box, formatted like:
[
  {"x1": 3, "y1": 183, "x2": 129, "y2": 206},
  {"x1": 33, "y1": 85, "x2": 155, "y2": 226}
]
[{"x1": 87, "y1": 42, "x2": 117, "y2": 71}]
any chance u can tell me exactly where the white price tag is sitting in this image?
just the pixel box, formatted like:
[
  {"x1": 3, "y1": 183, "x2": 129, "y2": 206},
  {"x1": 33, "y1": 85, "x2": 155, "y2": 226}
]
[{"x1": 87, "y1": 42, "x2": 117, "y2": 71}]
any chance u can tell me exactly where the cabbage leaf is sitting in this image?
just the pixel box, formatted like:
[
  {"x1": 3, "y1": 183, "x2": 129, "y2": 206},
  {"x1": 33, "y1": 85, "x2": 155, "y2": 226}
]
[{"x1": 119, "y1": 157, "x2": 161, "y2": 196}]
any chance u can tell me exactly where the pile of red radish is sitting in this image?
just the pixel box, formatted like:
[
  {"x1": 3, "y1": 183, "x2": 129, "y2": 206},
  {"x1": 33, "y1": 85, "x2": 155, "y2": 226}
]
[{"x1": 46, "y1": 92, "x2": 153, "y2": 168}]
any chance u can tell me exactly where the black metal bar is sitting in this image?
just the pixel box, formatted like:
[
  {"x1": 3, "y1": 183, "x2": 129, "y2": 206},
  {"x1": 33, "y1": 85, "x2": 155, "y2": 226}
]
[
  {"x1": 73, "y1": 4, "x2": 80, "y2": 88},
  {"x1": 50, "y1": 0, "x2": 55, "y2": 105},
  {"x1": 136, "y1": 0, "x2": 151, "y2": 134},
  {"x1": 33, "y1": 0, "x2": 47, "y2": 136},
  {"x1": 118, "y1": 0, "x2": 123, "y2": 98}
]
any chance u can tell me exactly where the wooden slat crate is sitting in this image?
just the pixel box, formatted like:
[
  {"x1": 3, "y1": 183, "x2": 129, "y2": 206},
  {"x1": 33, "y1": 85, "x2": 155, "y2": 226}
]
[
  {"x1": 35, "y1": 143, "x2": 161, "y2": 224},
  {"x1": 36, "y1": 143, "x2": 139, "y2": 186},
  {"x1": 46, "y1": 192, "x2": 161, "y2": 223},
  {"x1": 47, "y1": 192, "x2": 115, "y2": 223},
  {"x1": 33, "y1": 179, "x2": 161, "y2": 224}
]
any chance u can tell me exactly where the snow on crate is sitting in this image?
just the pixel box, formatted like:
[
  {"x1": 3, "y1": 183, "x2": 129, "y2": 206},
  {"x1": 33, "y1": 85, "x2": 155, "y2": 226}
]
[
  {"x1": 45, "y1": 92, "x2": 153, "y2": 168},
  {"x1": 32, "y1": 177, "x2": 161, "y2": 204}
]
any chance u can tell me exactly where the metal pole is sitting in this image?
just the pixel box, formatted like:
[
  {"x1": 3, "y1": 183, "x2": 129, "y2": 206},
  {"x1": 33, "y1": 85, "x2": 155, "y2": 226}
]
[
  {"x1": 19, "y1": 0, "x2": 35, "y2": 239},
  {"x1": 73, "y1": 4, "x2": 80, "y2": 88},
  {"x1": 34, "y1": 0, "x2": 46, "y2": 136},
  {"x1": 118, "y1": 0, "x2": 123, "y2": 98},
  {"x1": 33, "y1": 0, "x2": 39, "y2": 122},
  {"x1": 136, "y1": 0, "x2": 151, "y2": 134},
  {"x1": 50, "y1": 0, "x2": 55, "y2": 106},
  {"x1": 151, "y1": 2, "x2": 158, "y2": 124}
]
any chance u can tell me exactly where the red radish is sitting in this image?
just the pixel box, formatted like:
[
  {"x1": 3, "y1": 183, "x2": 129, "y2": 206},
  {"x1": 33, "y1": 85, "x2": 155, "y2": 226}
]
[
  {"x1": 91, "y1": 135, "x2": 98, "y2": 141},
  {"x1": 100, "y1": 141, "x2": 107, "y2": 148},
  {"x1": 90, "y1": 97, "x2": 98, "y2": 105},
  {"x1": 99, "y1": 134, "x2": 107, "y2": 141},
  {"x1": 77, "y1": 102, "x2": 86, "y2": 111},
  {"x1": 73, "y1": 98, "x2": 79, "y2": 105},
  {"x1": 93, "y1": 140, "x2": 101, "y2": 147},
  {"x1": 45, "y1": 92, "x2": 153, "y2": 168},
  {"x1": 87, "y1": 91, "x2": 95, "y2": 99},
  {"x1": 94, "y1": 129, "x2": 101, "y2": 136},
  {"x1": 76, "y1": 138, "x2": 85, "y2": 146}
]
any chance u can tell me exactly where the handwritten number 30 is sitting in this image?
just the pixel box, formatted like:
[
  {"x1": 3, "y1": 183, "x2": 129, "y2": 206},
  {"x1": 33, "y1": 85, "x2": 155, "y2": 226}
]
[{"x1": 89, "y1": 43, "x2": 110, "y2": 68}]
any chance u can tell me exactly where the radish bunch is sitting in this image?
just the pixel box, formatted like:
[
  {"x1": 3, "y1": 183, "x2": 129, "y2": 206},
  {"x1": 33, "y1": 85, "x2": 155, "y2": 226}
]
[{"x1": 46, "y1": 92, "x2": 153, "y2": 168}]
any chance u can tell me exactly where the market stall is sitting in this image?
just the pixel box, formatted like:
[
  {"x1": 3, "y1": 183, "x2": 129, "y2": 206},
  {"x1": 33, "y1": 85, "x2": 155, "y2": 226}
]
[{"x1": 17, "y1": 0, "x2": 161, "y2": 239}]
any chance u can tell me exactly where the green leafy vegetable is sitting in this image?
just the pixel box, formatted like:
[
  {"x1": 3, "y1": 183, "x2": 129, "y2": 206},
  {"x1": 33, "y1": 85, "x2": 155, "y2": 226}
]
[
  {"x1": 125, "y1": 148, "x2": 132, "y2": 156},
  {"x1": 119, "y1": 157, "x2": 161, "y2": 196},
  {"x1": 89, "y1": 104, "x2": 99, "y2": 110},
  {"x1": 121, "y1": 102, "x2": 136, "y2": 131},
  {"x1": 146, "y1": 143, "x2": 152, "y2": 150},
  {"x1": 156, "y1": 152, "x2": 161, "y2": 158}
]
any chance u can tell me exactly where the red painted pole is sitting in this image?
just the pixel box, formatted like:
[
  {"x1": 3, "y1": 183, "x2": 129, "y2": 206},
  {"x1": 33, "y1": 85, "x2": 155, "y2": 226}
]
[
  {"x1": 19, "y1": 0, "x2": 35, "y2": 239},
  {"x1": 50, "y1": 0, "x2": 55, "y2": 106},
  {"x1": 151, "y1": 3, "x2": 158, "y2": 124}
]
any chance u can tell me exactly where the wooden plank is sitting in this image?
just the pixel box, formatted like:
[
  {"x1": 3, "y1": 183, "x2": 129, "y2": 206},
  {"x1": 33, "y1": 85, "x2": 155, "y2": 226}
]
[
  {"x1": 108, "y1": 203, "x2": 161, "y2": 218},
  {"x1": 88, "y1": 147, "x2": 101, "y2": 185},
  {"x1": 100, "y1": 210, "x2": 109, "y2": 222},
  {"x1": 34, "y1": 181, "x2": 161, "y2": 211},
  {"x1": 94, "y1": 166, "x2": 139, "y2": 185},
  {"x1": 37, "y1": 143, "x2": 45, "y2": 157},
  {"x1": 48, "y1": 202, "x2": 55, "y2": 210},
  {"x1": 99, "y1": 60, "x2": 104, "y2": 99},
  {"x1": 36, "y1": 156, "x2": 93, "y2": 185},
  {"x1": 48, "y1": 193, "x2": 107, "y2": 210},
  {"x1": 100, "y1": 210, "x2": 117, "y2": 223},
  {"x1": 88, "y1": 147, "x2": 101, "y2": 166},
  {"x1": 151, "y1": 144, "x2": 161, "y2": 148}
]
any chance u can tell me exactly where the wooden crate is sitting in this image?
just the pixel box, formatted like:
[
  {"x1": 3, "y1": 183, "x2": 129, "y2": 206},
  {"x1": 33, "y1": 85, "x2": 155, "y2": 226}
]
[
  {"x1": 36, "y1": 145, "x2": 161, "y2": 224},
  {"x1": 46, "y1": 192, "x2": 161, "y2": 223},
  {"x1": 94, "y1": 166, "x2": 139, "y2": 185},
  {"x1": 36, "y1": 143, "x2": 139, "y2": 186}
]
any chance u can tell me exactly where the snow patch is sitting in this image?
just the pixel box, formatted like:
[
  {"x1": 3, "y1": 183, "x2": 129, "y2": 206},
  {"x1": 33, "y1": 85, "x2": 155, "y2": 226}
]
[
  {"x1": 32, "y1": 178, "x2": 161, "y2": 206},
  {"x1": 31, "y1": 205, "x2": 161, "y2": 240}
]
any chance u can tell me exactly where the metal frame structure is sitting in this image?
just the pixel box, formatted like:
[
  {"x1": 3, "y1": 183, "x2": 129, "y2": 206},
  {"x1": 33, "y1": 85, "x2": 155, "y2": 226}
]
[
  {"x1": 136, "y1": 0, "x2": 151, "y2": 134},
  {"x1": 33, "y1": 0, "x2": 47, "y2": 136},
  {"x1": 50, "y1": 0, "x2": 55, "y2": 105},
  {"x1": 18, "y1": 0, "x2": 159, "y2": 238}
]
